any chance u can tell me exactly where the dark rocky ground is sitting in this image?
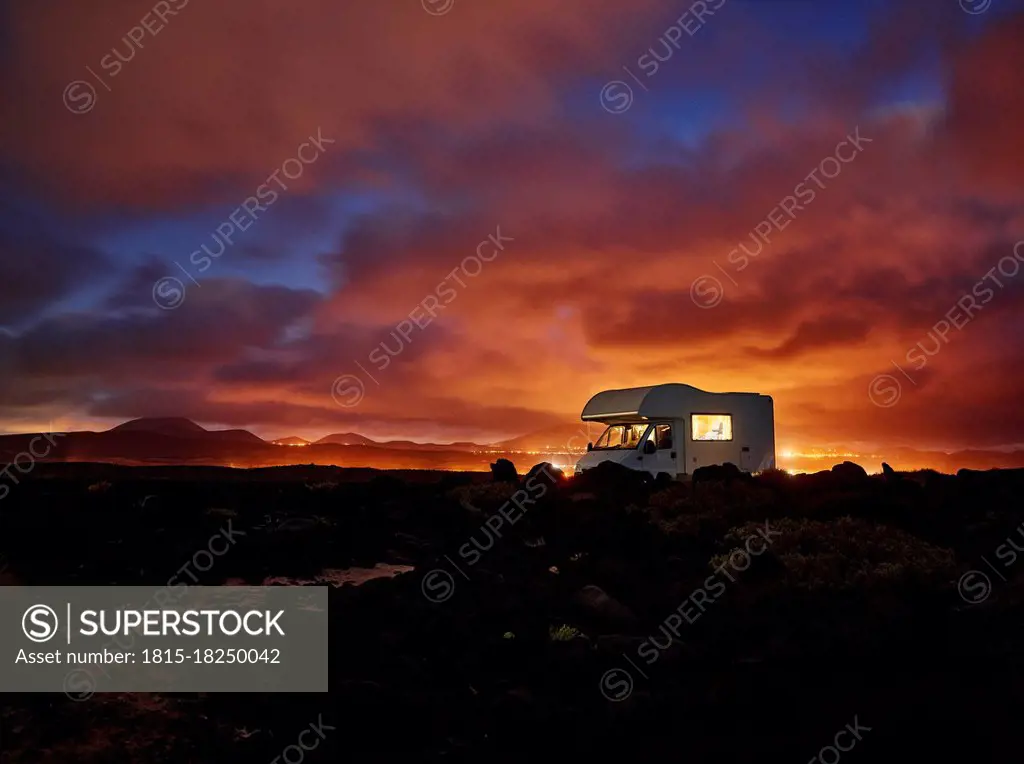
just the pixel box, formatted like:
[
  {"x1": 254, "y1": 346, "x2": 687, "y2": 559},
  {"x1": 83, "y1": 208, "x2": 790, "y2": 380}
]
[{"x1": 2, "y1": 460, "x2": 1024, "y2": 761}]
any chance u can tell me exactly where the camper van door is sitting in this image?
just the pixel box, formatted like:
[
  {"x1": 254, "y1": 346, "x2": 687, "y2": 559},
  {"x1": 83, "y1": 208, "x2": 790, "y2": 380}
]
[
  {"x1": 643, "y1": 422, "x2": 677, "y2": 477},
  {"x1": 740, "y1": 446, "x2": 753, "y2": 472}
]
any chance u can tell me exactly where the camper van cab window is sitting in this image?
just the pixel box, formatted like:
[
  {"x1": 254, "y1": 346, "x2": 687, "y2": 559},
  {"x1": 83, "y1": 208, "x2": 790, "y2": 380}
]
[
  {"x1": 593, "y1": 424, "x2": 649, "y2": 450},
  {"x1": 691, "y1": 414, "x2": 732, "y2": 441},
  {"x1": 646, "y1": 424, "x2": 673, "y2": 450}
]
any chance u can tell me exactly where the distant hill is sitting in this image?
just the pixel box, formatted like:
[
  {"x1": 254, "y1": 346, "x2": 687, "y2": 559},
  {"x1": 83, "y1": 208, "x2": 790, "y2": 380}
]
[
  {"x1": 316, "y1": 433, "x2": 378, "y2": 447},
  {"x1": 780, "y1": 445, "x2": 1024, "y2": 474},
  {"x1": 375, "y1": 439, "x2": 485, "y2": 452},
  {"x1": 493, "y1": 422, "x2": 600, "y2": 453},
  {"x1": 272, "y1": 436, "x2": 312, "y2": 446},
  {"x1": 202, "y1": 429, "x2": 266, "y2": 444},
  {"x1": 109, "y1": 417, "x2": 264, "y2": 444},
  {"x1": 4, "y1": 417, "x2": 1024, "y2": 474},
  {"x1": 110, "y1": 417, "x2": 206, "y2": 437},
  {"x1": 314, "y1": 433, "x2": 485, "y2": 451}
]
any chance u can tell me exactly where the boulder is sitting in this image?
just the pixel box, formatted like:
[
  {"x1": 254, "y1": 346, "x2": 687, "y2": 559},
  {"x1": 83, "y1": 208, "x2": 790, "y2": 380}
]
[
  {"x1": 692, "y1": 462, "x2": 749, "y2": 486},
  {"x1": 831, "y1": 461, "x2": 868, "y2": 480},
  {"x1": 652, "y1": 471, "x2": 675, "y2": 490},
  {"x1": 574, "y1": 584, "x2": 636, "y2": 627},
  {"x1": 524, "y1": 461, "x2": 564, "y2": 486},
  {"x1": 594, "y1": 634, "x2": 648, "y2": 657},
  {"x1": 490, "y1": 458, "x2": 518, "y2": 483},
  {"x1": 574, "y1": 460, "x2": 650, "y2": 492}
]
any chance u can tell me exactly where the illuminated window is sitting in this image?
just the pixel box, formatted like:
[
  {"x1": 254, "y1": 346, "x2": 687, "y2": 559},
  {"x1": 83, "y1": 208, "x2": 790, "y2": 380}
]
[
  {"x1": 691, "y1": 414, "x2": 732, "y2": 441},
  {"x1": 593, "y1": 423, "x2": 650, "y2": 450},
  {"x1": 645, "y1": 424, "x2": 673, "y2": 450}
]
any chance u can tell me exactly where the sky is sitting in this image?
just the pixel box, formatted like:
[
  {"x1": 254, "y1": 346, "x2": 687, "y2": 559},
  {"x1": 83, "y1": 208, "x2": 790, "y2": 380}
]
[{"x1": 1, "y1": 0, "x2": 1023, "y2": 452}]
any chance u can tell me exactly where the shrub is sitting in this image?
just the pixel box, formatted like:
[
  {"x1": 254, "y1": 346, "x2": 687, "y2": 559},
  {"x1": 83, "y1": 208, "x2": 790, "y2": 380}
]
[
  {"x1": 548, "y1": 624, "x2": 582, "y2": 642},
  {"x1": 447, "y1": 482, "x2": 518, "y2": 512},
  {"x1": 306, "y1": 480, "x2": 338, "y2": 492},
  {"x1": 716, "y1": 516, "x2": 955, "y2": 591}
]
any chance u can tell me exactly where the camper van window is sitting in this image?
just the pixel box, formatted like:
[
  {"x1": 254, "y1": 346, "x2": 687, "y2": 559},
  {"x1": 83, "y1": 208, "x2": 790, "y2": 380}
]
[
  {"x1": 593, "y1": 424, "x2": 649, "y2": 450},
  {"x1": 652, "y1": 424, "x2": 673, "y2": 450},
  {"x1": 691, "y1": 414, "x2": 732, "y2": 441}
]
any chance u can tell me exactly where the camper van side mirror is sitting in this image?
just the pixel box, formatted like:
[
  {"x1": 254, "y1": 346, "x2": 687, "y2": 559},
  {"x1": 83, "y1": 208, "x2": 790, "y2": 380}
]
[
  {"x1": 587, "y1": 442, "x2": 593, "y2": 452},
  {"x1": 642, "y1": 440, "x2": 657, "y2": 455}
]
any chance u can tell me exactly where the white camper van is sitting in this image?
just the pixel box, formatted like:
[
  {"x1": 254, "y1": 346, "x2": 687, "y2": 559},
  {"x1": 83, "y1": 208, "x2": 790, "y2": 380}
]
[{"x1": 573, "y1": 383, "x2": 775, "y2": 479}]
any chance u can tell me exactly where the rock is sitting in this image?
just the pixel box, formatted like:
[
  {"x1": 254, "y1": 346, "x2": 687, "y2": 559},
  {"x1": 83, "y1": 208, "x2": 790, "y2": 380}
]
[
  {"x1": 491, "y1": 458, "x2": 518, "y2": 483},
  {"x1": 882, "y1": 462, "x2": 896, "y2": 478},
  {"x1": 831, "y1": 461, "x2": 868, "y2": 480},
  {"x1": 393, "y1": 532, "x2": 432, "y2": 549},
  {"x1": 276, "y1": 517, "x2": 318, "y2": 532},
  {"x1": 574, "y1": 585, "x2": 636, "y2": 627},
  {"x1": 653, "y1": 471, "x2": 675, "y2": 490},
  {"x1": 594, "y1": 634, "x2": 648, "y2": 656},
  {"x1": 458, "y1": 497, "x2": 484, "y2": 515},
  {"x1": 573, "y1": 460, "x2": 651, "y2": 495},
  {"x1": 692, "y1": 462, "x2": 748, "y2": 485},
  {"x1": 525, "y1": 461, "x2": 564, "y2": 486},
  {"x1": 506, "y1": 686, "x2": 534, "y2": 705}
]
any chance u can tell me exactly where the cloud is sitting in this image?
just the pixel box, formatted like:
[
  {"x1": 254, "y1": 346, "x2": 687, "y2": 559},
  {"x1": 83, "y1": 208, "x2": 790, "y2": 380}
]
[
  {"x1": 944, "y1": 11, "x2": 1024, "y2": 193},
  {"x1": 1, "y1": 3, "x2": 1023, "y2": 452},
  {"x1": 0, "y1": 226, "x2": 109, "y2": 326},
  {"x1": 746, "y1": 316, "x2": 871, "y2": 359},
  {"x1": 0, "y1": 0, "x2": 664, "y2": 211}
]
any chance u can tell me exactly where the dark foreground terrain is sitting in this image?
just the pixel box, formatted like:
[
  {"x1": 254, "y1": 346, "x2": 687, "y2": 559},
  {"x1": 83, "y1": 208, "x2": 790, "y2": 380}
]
[{"x1": 2, "y1": 460, "x2": 1024, "y2": 761}]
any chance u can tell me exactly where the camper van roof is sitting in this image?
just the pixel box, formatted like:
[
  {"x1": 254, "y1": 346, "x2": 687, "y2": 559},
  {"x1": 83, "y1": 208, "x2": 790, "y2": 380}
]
[{"x1": 581, "y1": 383, "x2": 765, "y2": 422}]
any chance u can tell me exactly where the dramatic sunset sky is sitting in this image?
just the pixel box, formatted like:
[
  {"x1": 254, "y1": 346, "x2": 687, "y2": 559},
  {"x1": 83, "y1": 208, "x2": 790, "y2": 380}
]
[{"x1": 1, "y1": 0, "x2": 1023, "y2": 453}]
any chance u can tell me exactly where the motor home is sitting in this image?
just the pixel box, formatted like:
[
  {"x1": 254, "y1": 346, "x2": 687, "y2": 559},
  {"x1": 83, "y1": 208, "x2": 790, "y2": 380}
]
[{"x1": 573, "y1": 383, "x2": 775, "y2": 479}]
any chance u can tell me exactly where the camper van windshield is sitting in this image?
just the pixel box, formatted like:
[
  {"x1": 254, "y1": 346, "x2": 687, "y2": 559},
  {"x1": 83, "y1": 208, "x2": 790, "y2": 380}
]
[{"x1": 592, "y1": 424, "x2": 649, "y2": 450}]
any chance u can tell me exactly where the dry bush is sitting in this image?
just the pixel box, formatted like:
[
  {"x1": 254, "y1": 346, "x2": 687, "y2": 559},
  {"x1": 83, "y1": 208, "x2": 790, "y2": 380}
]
[
  {"x1": 715, "y1": 516, "x2": 956, "y2": 591},
  {"x1": 447, "y1": 481, "x2": 519, "y2": 512}
]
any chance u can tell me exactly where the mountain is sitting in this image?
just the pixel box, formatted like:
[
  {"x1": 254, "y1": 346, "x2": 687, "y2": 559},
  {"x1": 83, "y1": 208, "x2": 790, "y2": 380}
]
[
  {"x1": 0, "y1": 426, "x2": 500, "y2": 472},
  {"x1": 778, "y1": 445, "x2": 1024, "y2": 474},
  {"x1": 202, "y1": 429, "x2": 266, "y2": 444},
  {"x1": 110, "y1": 417, "x2": 206, "y2": 437},
  {"x1": 880, "y1": 446, "x2": 1024, "y2": 474},
  {"x1": 375, "y1": 439, "x2": 485, "y2": 452},
  {"x1": 108, "y1": 417, "x2": 264, "y2": 444},
  {"x1": 493, "y1": 422, "x2": 600, "y2": 453},
  {"x1": 272, "y1": 436, "x2": 312, "y2": 446},
  {"x1": 314, "y1": 433, "x2": 484, "y2": 451},
  {"x1": 5, "y1": 418, "x2": 1024, "y2": 474},
  {"x1": 316, "y1": 432, "x2": 378, "y2": 447}
]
